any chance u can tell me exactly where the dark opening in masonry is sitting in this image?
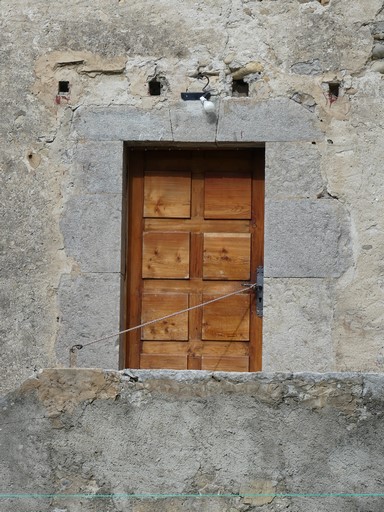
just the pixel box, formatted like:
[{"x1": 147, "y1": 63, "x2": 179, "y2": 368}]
[
  {"x1": 149, "y1": 80, "x2": 161, "y2": 96},
  {"x1": 58, "y1": 81, "x2": 70, "y2": 94},
  {"x1": 232, "y1": 79, "x2": 249, "y2": 97},
  {"x1": 328, "y1": 82, "x2": 340, "y2": 98}
]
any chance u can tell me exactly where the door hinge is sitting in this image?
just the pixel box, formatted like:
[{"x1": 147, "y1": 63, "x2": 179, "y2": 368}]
[{"x1": 256, "y1": 266, "x2": 264, "y2": 317}]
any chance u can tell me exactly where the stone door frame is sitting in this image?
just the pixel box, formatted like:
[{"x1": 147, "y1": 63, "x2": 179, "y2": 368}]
[{"x1": 58, "y1": 98, "x2": 350, "y2": 371}]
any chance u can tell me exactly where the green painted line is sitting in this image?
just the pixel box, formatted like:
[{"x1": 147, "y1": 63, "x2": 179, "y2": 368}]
[{"x1": 0, "y1": 492, "x2": 384, "y2": 500}]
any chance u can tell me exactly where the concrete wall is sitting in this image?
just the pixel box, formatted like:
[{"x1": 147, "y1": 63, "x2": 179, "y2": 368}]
[
  {"x1": 1, "y1": 369, "x2": 384, "y2": 512},
  {"x1": 2, "y1": 0, "x2": 384, "y2": 393}
]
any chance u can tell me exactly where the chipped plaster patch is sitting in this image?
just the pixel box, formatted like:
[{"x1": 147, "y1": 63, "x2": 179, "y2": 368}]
[
  {"x1": 33, "y1": 51, "x2": 127, "y2": 110},
  {"x1": 20, "y1": 369, "x2": 122, "y2": 419}
]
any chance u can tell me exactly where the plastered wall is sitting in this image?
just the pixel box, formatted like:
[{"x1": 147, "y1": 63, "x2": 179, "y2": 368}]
[
  {"x1": 2, "y1": 0, "x2": 384, "y2": 393},
  {"x1": 1, "y1": 369, "x2": 384, "y2": 512}
]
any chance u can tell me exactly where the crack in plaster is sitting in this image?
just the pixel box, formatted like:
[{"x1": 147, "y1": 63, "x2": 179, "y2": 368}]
[{"x1": 168, "y1": 104, "x2": 174, "y2": 140}]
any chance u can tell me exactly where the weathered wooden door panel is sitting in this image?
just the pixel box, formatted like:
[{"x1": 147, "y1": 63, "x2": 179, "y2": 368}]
[
  {"x1": 202, "y1": 294, "x2": 250, "y2": 341},
  {"x1": 141, "y1": 294, "x2": 189, "y2": 340},
  {"x1": 123, "y1": 148, "x2": 264, "y2": 372},
  {"x1": 144, "y1": 171, "x2": 191, "y2": 218},
  {"x1": 142, "y1": 232, "x2": 190, "y2": 279},
  {"x1": 203, "y1": 233, "x2": 251, "y2": 280},
  {"x1": 204, "y1": 171, "x2": 252, "y2": 219}
]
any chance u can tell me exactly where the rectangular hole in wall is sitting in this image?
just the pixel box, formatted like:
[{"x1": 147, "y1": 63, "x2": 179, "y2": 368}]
[
  {"x1": 58, "y1": 81, "x2": 70, "y2": 94},
  {"x1": 232, "y1": 79, "x2": 249, "y2": 97},
  {"x1": 148, "y1": 80, "x2": 161, "y2": 96},
  {"x1": 328, "y1": 82, "x2": 339, "y2": 98}
]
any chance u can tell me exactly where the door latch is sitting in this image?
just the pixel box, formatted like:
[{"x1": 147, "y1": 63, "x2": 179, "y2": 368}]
[
  {"x1": 242, "y1": 266, "x2": 264, "y2": 317},
  {"x1": 256, "y1": 266, "x2": 264, "y2": 317}
]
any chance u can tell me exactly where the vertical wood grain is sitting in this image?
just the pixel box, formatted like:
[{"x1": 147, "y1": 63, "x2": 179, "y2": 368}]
[
  {"x1": 249, "y1": 149, "x2": 265, "y2": 372},
  {"x1": 126, "y1": 150, "x2": 144, "y2": 368}
]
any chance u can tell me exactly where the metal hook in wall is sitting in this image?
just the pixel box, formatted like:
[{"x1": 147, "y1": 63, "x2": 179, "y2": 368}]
[{"x1": 196, "y1": 72, "x2": 210, "y2": 92}]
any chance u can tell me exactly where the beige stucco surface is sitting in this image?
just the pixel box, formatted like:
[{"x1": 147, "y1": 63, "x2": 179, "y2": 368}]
[{"x1": 2, "y1": 0, "x2": 384, "y2": 393}]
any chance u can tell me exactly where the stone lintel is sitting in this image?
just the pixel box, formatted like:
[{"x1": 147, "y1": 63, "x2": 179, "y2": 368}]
[{"x1": 74, "y1": 98, "x2": 322, "y2": 143}]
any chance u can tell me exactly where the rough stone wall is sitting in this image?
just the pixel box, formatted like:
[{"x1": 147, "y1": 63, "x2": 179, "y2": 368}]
[
  {"x1": 2, "y1": 369, "x2": 384, "y2": 511},
  {"x1": 2, "y1": 0, "x2": 384, "y2": 393}
]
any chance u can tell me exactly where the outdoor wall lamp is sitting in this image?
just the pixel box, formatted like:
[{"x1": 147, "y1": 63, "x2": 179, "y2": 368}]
[
  {"x1": 200, "y1": 93, "x2": 215, "y2": 113},
  {"x1": 181, "y1": 73, "x2": 216, "y2": 113}
]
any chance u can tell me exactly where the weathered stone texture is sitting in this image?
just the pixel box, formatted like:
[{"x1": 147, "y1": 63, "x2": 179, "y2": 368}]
[
  {"x1": 266, "y1": 142, "x2": 324, "y2": 199},
  {"x1": 74, "y1": 141, "x2": 124, "y2": 194},
  {"x1": 74, "y1": 107, "x2": 174, "y2": 141},
  {"x1": 265, "y1": 199, "x2": 351, "y2": 278},
  {"x1": 61, "y1": 194, "x2": 122, "y2": 273},
  {"x1": 57, "y1": 274, "x2": 120, "y2": 369},
  {"x1": 217, "y1": 98, "x2": 322, "y2": 142},
  {"x1": 1, "y1": 370, "x2": 384, "y2": 511},
  {"x1": 1, "y1": 0, "x2": 384, "y2": 392},
  {"x1": 263, "y1": 278, "x2": 334, "y2": 371}
]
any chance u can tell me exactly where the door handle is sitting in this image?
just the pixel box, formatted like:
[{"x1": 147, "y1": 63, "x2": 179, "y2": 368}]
[
  {"x1": 255, "y1": 266, "x2": 264, "y2": 318},
  {"x1": 242, "y1": 266, "x2": 264, "y2": 317}
]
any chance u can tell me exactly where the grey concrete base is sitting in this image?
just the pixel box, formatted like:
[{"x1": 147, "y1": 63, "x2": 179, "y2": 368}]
[
  {"x1": 57, "y1": 274, "x2": 121, "y2": 369},
  {"x1": 1, "y1": 369, "x2": 384, "y2": 512}
]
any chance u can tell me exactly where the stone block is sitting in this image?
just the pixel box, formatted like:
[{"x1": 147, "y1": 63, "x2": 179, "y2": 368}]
[
  {"x1": 74, "y1": 106, "x2": 173, "y2": 141},
  {"x1": 290, "y1": 59, "x2": 322, "y2": 75},
  {"x1": 216, "y1": 98, "x2": 322, "y2": 142},
  {"x1": 74, "y1": 141, "x2": 124, "y2": 194},
  {"x1": 74, "y1": 98, "x2": 322, "y2": 144},
  {"x1": 57, "y1": 273, "x2": 121, "y2": 369},
  {"x1": 265, "y1": 141, "x2": 324, "y2": 199},
  {"x1": 169, "y1": 101, "x2": 217, "y2": 142},
  {"x1": 363, "y1": 374, "x2": 384, "y2": 399},
  {"x1": 264, "y1": 199, "x2": 352, "y2": 278},
  {"x1": 372, "y1": 43, "x2": 384, "y2": 60},
  {"x1": 263, "y1": 278, "x2": 334, "y2": 372},
  {"x1": 61, "y1": 194, "x2": 122, "y2": 273}
]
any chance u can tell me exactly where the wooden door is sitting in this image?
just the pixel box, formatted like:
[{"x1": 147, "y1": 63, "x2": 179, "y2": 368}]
[{"x1": 122, "y1": 148, "x2": 264, "y2": 372}]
